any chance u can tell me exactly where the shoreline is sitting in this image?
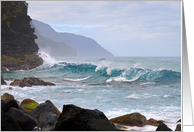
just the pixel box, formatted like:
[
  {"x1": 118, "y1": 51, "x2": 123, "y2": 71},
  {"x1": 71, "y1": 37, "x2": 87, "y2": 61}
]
[{"x1": 1, "y1": 79, "x2": 181, "y2": 131}]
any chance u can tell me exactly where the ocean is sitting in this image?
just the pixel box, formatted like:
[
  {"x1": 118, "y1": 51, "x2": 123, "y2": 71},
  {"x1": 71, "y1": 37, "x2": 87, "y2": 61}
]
[{"x1": 1, "y1": 52, "x2": 181, "y2": 131}]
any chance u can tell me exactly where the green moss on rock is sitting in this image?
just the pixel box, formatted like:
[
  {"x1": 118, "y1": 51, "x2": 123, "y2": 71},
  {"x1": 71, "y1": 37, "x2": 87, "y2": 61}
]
[{"x1": 20, "y1": 98, "x2": 39, "y2": 114}]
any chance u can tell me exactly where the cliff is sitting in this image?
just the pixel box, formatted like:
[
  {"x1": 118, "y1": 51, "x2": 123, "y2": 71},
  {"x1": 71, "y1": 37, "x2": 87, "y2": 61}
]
[
  {"x1": 1, "y1": 1, "x2": 43, "y2": 71},
  {"x1": 31, "y1": 22, "x2": 77, "y2": 57},
  {"x1": 31, "y1": 19, "x2": 114, "y2": 57}
]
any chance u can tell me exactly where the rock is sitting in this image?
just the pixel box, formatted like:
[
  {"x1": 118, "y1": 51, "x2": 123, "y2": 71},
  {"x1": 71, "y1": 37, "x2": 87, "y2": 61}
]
[
  {"x1": 1, "y1": 93, "x2": 15, "y2": 101},
  {"x1": 10, "y1": 79, "x2": 23, "y2": 86},
  {"x1": 147, "y1": 118, "x2": 165, "y2": 126},
  {"x1": 54, "y1": 104, "x2": 119, "y2": 131},
  {"x1": 10, "y1": 77, "x2": 55, "y2": 87},
  {"x1": 176, "y1": 119, "x2": 181, "y2": 123},
  {"x1": 7, "y1": 107, "x2": 37, "y2": 131},
  {"x1": 58, "y1": 62, "x2": 68, "y2": 65},
  {"x1": 175, "y1": 124, "x2": 181, "y2": 131},
  {"x1": 1, "y1": 55, "x2": 43, "y2": 71},
  {"x1": 1, "y1": 110, "x2": 22, "y2": 131},
  {"x1": 1, "y1": 2, "x2": 38, "y2": 57},
  {"x1": 1, "y1": 75, "x2": 7, "y2": 85},
  {"x1": 20, "y1": 99, "x2": 39, "y2": 114},
  {"x1": 8, "y1": 87, "x2": 13, "y2": 90},
  {"x1": 1, "y1": 100, "x2": 19, "y2": 112},
  {"x1": 156, "y1": 123, "x2": 172, "y2": 131},
  {"x1": 29, "y1": 100, "x2": 61, "y2": 131},
  {"x1": 109, "y1": 112, "x2": 148, "y2": 127}
]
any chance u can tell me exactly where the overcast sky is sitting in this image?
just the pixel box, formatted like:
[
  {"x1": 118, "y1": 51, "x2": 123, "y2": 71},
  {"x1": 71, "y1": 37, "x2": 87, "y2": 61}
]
[{"x1": 27, "y1": 1, "x2": 181, "y2": 57}]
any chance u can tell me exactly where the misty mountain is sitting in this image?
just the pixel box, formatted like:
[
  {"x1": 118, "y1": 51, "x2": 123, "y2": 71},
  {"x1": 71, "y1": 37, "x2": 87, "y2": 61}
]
[
  {"x1": 30, "y1": 22, "x2": 77, "y2": 57},
  {"x1": 31, "y1": 19, "x2": 114, "y2": 57}
]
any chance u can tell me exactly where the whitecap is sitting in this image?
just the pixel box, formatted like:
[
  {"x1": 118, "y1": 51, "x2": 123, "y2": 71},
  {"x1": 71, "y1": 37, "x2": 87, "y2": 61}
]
[{"x1": 64, "y1": 76, "x2": 90, "y2": 82}]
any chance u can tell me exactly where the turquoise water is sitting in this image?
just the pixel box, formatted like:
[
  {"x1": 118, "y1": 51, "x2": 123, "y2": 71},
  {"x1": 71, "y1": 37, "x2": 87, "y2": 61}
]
[{"x1": 1, "y1": 53, "x2": 181, "y2": 131}]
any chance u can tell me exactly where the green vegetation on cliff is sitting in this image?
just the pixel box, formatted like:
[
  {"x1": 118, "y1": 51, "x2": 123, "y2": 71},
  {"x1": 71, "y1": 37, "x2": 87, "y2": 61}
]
[{"x1": 1, "y1": 1, "x2": 28, "y2": 21}]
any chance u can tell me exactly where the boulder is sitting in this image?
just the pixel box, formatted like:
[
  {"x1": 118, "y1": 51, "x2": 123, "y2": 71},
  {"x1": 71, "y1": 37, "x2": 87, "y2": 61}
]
[
  {"x1": 1, "y1": 93, "x2": 15, "y2": 101},
  {"x1": 10, "y1": 77, "x2": 55, "y2": 87},
  {"x1": 175, "y1": 124, "x2": 181, "y2": 131},
  {"x1": 156, "y1": 123, "x2": 172, "y2": 131},
  {"x1": 7, "y1": 107, "x2": 37, "y2": 131},
  {"x1": 29, "y1": 100, "x2": 61, "y2": 131},
  {"x1": 147, "y1": 118, "x2": 165, "y2": 126},
  {"x1": 1, "y1": 110, "x2": 22, "y2": 131},
  {"x1": 1, "y1": 100, "x2": 19, "y2": 112},
  {"x1": 1, "y1": 75, "x2": 7, "y2": 85},
  {"x1": 20, "y1": 99, "x2": 39, "y2": 114},
  {"x1": 54, "y1": 104, "x2": 119, "y2": 131},
  {"x1": 109, "y1": 112, "x2": 148, "y2": 127}
]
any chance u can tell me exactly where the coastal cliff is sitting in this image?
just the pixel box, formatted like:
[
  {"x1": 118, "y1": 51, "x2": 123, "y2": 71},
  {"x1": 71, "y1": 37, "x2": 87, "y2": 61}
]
[{"x1": 1, "y1": 1, "x2": 43, "y2": 71}]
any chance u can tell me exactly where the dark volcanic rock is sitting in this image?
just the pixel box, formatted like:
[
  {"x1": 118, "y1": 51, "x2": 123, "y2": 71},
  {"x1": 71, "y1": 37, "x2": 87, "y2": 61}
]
[
  {"x1": 1, "y1": 110, "x2": 22, "y2": 131},
  {"x1": 29, "y1": 100, "x2": 60, "y2": 131},
  {"x1": 1, "y1": 100, "x2": 19, "y2": 112},
  {"x1": 1, "y1": 75, "x2": 7, "y2": 85},
  {"x1": 1, "y1": 2, "x2": 43, "y2": 71},
  {"x1": 109, "y1": 112, "x2": 148, "y2": 127},
  {"x1": 7, "y1": 107, "x2": 37, "y2": 131},
  {"x1": 175, "y1": 124, "x2": 181, "y2": 131},
  {"x1": 10, "y1": 77, "x2": 55, "y2": 87},
  {"x1": 156, "y1": 123, "x2": 172, "y2": 131},
  {"x1": 1, "y1": 2, "x2": 39, "y2": 57},
  {"x1": 54, "y1": 104, "x2": 119, "y2": 131}
]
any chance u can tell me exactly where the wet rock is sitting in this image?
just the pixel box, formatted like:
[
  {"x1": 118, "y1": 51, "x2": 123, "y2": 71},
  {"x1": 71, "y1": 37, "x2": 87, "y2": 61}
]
[
  {"x1": 156, "y1": 123, "x2": 172, "y2": 131},
  {"x1": 109, "y1": 112, "x2": 148, "y2": 127},
  {"x1": 54, "y1": 104, "x2": 119, "y2": 131},
  {"x1": 1, "y1": 110, "x2": 22, "y2": 131},
  {"x1": 1, "y1": 100, "x2": 19, "y2": 112},
  {"x1": 7, "y1": 107, "x2": 37, "y2": 131},
  {"x1": 147, "y1": 118, "x2": 165, "y2": 126},
  {"x1": 58, "y1": 62, "x2": 68, "y2": 65},
  {"x1": 20, "y1": 99, "x2": 39, "y2": 114},
  {"x1": 1, "y1": 75, "x2": 7, "y2": 85},
  {"x1": 175, "y1": 124, "x2": 181, "y2": 131},
  {"x1": 8, "y1": 87, "x2": 13, "y2": 90},
  {"x1": 10, "y1": 77, "x2": 55, "y2": 87},
  {"x1": 29, "y1": 100, "x2": 61, "y2": 131},
  {"x1": 1, "y1": 93, "x2": 15, "y2": 101}
]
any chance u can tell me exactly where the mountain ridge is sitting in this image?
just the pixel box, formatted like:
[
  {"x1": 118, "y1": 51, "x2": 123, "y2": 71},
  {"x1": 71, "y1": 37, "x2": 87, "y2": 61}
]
[{"x1": 31, "y1": 19, "x2": 114, "y2": 57}]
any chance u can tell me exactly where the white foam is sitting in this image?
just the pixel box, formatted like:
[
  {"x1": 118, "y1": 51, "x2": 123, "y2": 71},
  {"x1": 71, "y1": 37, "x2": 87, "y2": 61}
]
[
  {"x1": 95, "y1": 60, "x2": 109, "y2": 72},
  {"x1": 64, "y1": 76, "x2": 90, "y2": 82},
  {"x1": 38, "y1": 51, "x2": 58, "y2": 66},
  {"x1": 106, "y1": 68, "x2": 112, "y2": 75}
]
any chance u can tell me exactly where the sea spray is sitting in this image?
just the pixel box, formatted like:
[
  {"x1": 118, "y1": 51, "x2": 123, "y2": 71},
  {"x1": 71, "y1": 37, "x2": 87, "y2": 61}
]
[{"x1": 1, "y1": 56, "x2": 181, "y2": 131}]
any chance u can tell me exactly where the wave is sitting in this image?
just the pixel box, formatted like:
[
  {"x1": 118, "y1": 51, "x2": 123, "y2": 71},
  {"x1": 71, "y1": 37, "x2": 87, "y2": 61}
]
[{"x1": 51, "y1": 63, "x2": 181, "y2": 86}]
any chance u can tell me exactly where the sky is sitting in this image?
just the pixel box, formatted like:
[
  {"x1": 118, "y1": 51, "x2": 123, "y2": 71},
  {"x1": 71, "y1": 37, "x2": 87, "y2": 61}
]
[{"x1": 27, "y1": 1, "x2": 181, "y2": 57}]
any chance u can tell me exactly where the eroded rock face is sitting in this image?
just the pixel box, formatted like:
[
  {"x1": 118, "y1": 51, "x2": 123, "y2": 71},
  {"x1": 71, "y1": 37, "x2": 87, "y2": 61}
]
[
  {"x1": 1, "y1": 54, "x2": 43, "y2": 71},
  {"x1": 54, "y1": 104, "x2": 119, "y2": 131},
  {"x1": 1, "y1": 2, "x2": 39, "y2": 58},
  {"x1": 10, "y1": 77, "x2": 55, "y2": 87},
  {"x1": 1, "y1": 1, "x2": 43, "y2": 71},
  {"x1": 109, "y1": 112, "x2": 148, "y2": 127}
]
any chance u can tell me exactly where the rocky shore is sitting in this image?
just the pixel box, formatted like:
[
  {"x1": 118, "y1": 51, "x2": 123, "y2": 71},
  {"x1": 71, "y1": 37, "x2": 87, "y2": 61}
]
[{"x1": 1, "y1": 76, "x2": 181, "y2": 131}]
